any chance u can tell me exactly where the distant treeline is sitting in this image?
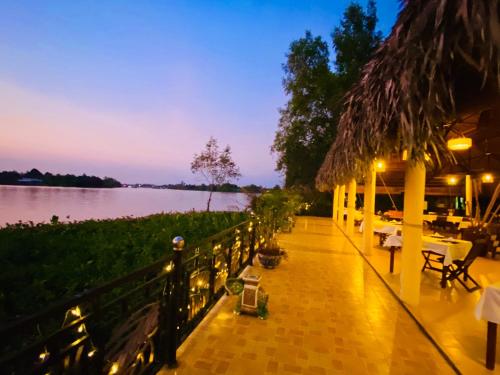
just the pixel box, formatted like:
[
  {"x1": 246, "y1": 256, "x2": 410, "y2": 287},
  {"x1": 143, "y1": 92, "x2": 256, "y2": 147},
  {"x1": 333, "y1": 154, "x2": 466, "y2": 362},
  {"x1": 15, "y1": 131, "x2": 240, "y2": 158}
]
[
  {"x1": 0, "y1": 168, "x2": 122, "y2": 188},
  {"x1": 126, "y1": 182, "x2": 269, "y2": 193}
]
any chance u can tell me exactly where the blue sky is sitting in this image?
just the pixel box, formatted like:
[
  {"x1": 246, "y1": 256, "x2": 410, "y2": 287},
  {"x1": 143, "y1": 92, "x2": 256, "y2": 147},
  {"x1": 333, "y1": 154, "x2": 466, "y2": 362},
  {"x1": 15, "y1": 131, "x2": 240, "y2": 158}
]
[{"x1": 0, "y1": 0, "x2": 400, "y2": 186}]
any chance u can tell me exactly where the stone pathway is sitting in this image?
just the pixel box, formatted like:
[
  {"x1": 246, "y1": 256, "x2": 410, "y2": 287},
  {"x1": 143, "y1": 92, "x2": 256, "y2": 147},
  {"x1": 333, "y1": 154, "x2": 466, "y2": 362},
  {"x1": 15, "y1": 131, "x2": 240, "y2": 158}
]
[{"x1": 159, "y1": 217, "x2": 456, "y2": 374}]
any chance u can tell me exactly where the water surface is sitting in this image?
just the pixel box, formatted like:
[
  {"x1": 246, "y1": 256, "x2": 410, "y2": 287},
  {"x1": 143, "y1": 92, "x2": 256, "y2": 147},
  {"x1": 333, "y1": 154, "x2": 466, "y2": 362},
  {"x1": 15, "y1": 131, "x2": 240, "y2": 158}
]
[{"x1": 0, "y1": 186, "x2": 250, "y2": 226}]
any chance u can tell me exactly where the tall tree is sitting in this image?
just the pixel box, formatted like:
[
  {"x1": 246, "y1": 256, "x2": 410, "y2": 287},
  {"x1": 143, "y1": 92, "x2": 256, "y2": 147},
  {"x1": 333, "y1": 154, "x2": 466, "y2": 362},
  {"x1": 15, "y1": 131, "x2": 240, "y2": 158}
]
[
  {"x1": 191, "y1": 137, "x2": 241, "y2": 211},
  {"x1": 332, "y1": 0, "x2": 382, "y2": 89},
  {"x1": 272, "y1": 31, "x2": 340, "y2": 188},
  {"x1": 272, "y1": 1, "x2": 382, "y2": 189}
]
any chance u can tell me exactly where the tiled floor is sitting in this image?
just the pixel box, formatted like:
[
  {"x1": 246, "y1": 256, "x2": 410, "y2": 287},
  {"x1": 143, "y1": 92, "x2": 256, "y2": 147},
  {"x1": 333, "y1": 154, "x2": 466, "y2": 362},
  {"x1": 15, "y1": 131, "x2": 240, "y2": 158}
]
[
  {"x1": 342, "y1": 219, "x2": 500, "y2": 374},
  {"x1": 159, "y1": 217, "x2": 456, "y2": 374}
]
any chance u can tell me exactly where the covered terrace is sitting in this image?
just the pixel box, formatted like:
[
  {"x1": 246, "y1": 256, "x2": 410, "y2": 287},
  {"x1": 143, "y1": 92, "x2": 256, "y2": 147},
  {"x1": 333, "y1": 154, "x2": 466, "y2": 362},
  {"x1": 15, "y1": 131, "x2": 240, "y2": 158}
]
[{"x1": 316, "y1": 0, "x2": 499, "y2": 371}]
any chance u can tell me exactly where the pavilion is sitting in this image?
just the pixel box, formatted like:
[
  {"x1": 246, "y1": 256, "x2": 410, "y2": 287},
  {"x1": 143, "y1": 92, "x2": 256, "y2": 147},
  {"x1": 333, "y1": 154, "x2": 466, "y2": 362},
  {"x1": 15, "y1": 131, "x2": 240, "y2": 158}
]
[{"x1": 316, "y1": 0, "x2": 499, "y2": 306}]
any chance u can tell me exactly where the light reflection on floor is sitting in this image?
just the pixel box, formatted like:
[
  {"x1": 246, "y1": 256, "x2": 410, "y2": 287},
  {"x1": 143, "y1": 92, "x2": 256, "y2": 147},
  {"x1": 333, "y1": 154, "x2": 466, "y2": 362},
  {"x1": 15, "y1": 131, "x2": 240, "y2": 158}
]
[
  {"x1": 160, "y1": 216, "x2": 456, "y2": 374},
  {"x1": 341, "y1": 218, "x2": 499, "y2": 374}
]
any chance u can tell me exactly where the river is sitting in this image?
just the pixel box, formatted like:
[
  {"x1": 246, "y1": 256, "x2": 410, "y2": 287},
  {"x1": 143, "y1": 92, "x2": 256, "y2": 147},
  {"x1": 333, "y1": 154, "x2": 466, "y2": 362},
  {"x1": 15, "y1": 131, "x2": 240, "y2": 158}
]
[{"x1": 0, "y1": 186, "x2": 251, "y2": 226}]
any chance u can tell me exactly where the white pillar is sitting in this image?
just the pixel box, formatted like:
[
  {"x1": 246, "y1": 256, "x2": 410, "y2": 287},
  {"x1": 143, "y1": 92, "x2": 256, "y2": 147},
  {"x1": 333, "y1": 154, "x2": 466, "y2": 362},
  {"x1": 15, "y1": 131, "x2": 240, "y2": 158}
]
[
  {"x1": 363, "y1": 166, "x2": 376, "y2": 255},
  {"x1": 332, "y1": 185, "x2": 339, "y2": 222},
  {"x1": 337, "y1": 184, "x2": 346, "y2": 224},
  {"x1": 346, "y1": 179, "x2": 357, "y2": 235},
  {"x1": 400, "y1": 162, "x2": 426, "y2": 306},
  {"x1": 465, "y1": 175, "x2": 472, "y2": 216}
]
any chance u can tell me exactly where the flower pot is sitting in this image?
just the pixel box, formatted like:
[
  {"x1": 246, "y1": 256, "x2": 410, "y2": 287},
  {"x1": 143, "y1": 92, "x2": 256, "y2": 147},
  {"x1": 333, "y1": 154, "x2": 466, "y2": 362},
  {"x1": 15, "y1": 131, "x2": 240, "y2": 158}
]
[{"x1": 257, "y1": 253, "x2": 282, "y2": 269}]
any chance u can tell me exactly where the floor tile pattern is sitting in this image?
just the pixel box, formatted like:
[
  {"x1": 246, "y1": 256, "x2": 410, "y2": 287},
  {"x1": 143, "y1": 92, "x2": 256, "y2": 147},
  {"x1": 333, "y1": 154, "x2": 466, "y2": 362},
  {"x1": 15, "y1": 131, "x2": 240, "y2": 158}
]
[{"x1": 159, "y1": 217, "x2": 455, "y2": 374}]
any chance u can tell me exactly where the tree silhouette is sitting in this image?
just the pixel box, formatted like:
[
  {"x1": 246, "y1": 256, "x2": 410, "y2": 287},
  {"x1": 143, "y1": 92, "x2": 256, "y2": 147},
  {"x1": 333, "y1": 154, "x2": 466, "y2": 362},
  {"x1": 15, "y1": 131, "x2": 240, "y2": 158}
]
[{"x1": 191, "y1": 137, "x2": 241, "y2": 211}]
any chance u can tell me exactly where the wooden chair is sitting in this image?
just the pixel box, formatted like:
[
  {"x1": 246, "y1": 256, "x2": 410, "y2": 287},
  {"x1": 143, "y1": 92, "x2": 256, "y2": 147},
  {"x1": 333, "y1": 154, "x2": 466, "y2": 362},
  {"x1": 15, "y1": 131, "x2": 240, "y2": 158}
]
[
  {"x1": 446, "y1": 240, "x2": 485, "y2": 292},
  {"x1": 421, "y1": 250, "x2": 445, "y2": 272}
]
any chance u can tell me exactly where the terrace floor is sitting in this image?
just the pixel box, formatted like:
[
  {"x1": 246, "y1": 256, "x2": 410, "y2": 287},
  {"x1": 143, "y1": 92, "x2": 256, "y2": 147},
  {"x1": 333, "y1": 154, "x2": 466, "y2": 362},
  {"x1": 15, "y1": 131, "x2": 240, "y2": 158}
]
[
  {"x1": 342, "y1": 219, "x2": 499, "y2": 374},
  {"x1": 160, "y1": 216, "x2": 462, "y2": 374}
]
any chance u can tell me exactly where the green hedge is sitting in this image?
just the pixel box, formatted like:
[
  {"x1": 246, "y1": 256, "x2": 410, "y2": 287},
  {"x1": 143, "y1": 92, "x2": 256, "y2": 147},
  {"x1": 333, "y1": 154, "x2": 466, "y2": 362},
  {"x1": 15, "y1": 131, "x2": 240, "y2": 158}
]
[{"x1": 0, "y1": 211, "x2": 247, "y2": 321}]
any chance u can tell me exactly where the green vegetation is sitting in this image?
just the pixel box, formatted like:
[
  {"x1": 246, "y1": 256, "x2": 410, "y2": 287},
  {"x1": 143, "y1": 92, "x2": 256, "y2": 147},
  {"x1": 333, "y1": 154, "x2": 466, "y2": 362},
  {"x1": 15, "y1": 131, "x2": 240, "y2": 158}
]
[
  {"x1": 272, "y1": 1, "x2": 381, "y2": 189},
  {"x1": 251, "y1": 188, "x2": 302, "y2": 237},
  {"x1": 0, "y1": 211, "x2": 247, "y2": 322},
  {"x1": 271, "y1": 1, "x2": 382, "y2": 215},
  {"x1": 0, "y1": 168, "x2": 121, "y2": 188}
]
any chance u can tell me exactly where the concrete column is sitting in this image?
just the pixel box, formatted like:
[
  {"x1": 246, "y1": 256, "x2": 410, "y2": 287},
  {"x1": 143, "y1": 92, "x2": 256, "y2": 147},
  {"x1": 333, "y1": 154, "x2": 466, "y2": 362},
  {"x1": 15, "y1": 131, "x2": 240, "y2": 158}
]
[
  {"x1": 400, "y1": 162, "x2": 426, "y2": 306},
  {"x1": 363, "y1": 166, "x2": 376, "y2": 255},
  {"x1": 337, "y1": 185, "x2": 346, "y2": 224},
  {"x1": 346, "y1": 179, "x2": 357, "y2": 235},
  {"x1": 332, "y1": 185, "x2": 339, "y2": 222},
  {"x1": 465, "y1": 175, "x2": 472, "y2": 216}
]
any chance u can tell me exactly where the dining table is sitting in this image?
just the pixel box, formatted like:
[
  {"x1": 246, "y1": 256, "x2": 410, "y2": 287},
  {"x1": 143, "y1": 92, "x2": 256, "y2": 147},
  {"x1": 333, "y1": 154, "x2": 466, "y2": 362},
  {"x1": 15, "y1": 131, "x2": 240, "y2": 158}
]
[
  {"x1": 359, "y1": 218, "x2": 402, "y2": 245},
  {"x1": 383, "y1": 234, "x2": 473, "y2": 284}
]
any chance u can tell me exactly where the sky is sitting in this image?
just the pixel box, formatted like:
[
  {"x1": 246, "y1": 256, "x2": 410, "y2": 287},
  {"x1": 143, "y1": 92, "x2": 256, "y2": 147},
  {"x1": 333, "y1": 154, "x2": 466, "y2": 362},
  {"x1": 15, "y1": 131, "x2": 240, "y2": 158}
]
[{"x1": 0, "y1": 0, "x2": 400, "y2": 186}]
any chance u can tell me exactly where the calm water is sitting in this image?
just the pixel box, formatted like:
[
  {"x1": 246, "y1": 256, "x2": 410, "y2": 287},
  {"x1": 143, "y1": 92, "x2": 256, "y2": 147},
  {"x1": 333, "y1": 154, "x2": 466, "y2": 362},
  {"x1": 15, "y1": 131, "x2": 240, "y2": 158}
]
[{"x1": 0, "y1": 186, "x2": 250, "y2": 226}]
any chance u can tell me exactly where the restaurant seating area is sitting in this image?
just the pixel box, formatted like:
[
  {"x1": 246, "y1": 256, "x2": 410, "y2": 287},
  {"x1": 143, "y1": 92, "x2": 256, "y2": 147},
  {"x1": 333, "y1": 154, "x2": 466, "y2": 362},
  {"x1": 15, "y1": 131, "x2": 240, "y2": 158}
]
[{"x1": 342, "y1": 217, "x2": 499, "y2": 373}]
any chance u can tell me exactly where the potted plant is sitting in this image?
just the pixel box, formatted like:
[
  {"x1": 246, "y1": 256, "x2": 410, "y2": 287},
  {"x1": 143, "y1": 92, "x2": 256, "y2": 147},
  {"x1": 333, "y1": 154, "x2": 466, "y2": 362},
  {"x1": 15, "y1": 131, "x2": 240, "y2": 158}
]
[{"x1": 257, "y1": 235, "x2": 287, "y2": 269}]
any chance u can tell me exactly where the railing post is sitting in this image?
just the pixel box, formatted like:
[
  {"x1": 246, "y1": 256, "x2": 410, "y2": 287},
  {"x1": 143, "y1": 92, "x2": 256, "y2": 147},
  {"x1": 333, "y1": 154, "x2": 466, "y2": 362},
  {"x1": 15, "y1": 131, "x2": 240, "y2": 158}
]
[
  {"x1": 166, "y1": 236, "x2": 184, "y2": 368},
  {"x1": 249, "y1": 221, "x2": 256, "y2": 266}
]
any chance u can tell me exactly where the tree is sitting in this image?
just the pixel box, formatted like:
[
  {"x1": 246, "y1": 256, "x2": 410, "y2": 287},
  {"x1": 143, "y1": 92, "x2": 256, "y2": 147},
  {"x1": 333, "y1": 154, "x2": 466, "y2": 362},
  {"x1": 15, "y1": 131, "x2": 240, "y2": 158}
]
[
  {"x1": 332, "y1": 0, "x2": 382, "y2": 89},
  {"x1": 272, "y1": 31, "x2": 340, "y2": 188},
  {"x1": 272, "y1": 1, "x2": 382, "y2": 189},
  {"x1": 191, "y1": 137, "x2": 241, "y2": 211}
]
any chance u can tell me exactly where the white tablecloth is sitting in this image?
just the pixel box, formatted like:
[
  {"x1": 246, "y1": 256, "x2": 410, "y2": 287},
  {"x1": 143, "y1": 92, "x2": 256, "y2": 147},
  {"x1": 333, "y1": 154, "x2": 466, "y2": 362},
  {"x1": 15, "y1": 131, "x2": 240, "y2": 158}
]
[
  {"x1": 475, "y1": 282, "x2": 500, "y2": 324},
  {"x1": 422, "y1": 214, "x2": 471, "y2": 229},
  {"x1": 383, "y1": 234, "x2": 472, "y2": 266},
  {"x1": 359, "y1": 218, "x2": 401, "y2": 235}
]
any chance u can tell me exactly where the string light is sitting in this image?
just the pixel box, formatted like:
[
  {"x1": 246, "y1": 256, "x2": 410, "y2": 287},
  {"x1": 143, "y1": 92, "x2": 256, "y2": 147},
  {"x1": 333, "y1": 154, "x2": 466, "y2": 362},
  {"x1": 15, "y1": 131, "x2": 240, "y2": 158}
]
[
  {"x1": 109, "y1": 362, "x2": 119, "y2": 375},
  {"x1": 70, "y1": 306, "x2": 82, "y2": 317}
]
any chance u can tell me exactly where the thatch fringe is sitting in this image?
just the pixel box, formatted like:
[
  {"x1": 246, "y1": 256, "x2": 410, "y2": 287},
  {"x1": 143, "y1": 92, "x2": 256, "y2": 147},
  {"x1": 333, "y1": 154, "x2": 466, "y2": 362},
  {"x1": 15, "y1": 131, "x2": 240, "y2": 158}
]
[{"x1": 316, "y1": 0, "x2": 500, "y2": 190}]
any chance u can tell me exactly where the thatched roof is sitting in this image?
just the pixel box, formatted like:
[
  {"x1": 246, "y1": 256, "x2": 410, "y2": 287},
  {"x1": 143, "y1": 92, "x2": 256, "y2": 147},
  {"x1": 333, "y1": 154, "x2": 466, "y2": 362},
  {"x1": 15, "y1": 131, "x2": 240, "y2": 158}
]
[{"x1": 316, "y1": 0, "x2": 500, "y2": 190}]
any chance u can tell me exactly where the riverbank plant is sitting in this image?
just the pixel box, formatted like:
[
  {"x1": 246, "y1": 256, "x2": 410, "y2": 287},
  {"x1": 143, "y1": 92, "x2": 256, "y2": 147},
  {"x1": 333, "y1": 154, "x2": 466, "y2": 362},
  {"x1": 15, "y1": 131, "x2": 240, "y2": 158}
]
[{"x1": 0, "y1": 211, "x2": 247, "y2": 322}]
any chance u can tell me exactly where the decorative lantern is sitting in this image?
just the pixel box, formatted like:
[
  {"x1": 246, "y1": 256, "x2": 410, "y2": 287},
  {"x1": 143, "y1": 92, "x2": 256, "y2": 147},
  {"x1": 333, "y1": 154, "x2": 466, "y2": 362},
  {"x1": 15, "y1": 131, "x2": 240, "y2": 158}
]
[
  {"x1": 482, "y1": 173, "x2": 494, "y2": 183},
  {"x1": 240, "y1": 274, "x2": 261, "y2": 315},
  {"x1": 374, "y1": 160, "x2": 386, "y2": 172},
  {"x1": 447, "y1": 137, "x2": 472, "y2": 151}
]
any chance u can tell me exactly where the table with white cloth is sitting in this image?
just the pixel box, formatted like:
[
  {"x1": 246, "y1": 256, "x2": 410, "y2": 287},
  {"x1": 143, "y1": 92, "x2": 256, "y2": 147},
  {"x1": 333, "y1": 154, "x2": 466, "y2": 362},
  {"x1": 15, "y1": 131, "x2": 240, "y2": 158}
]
[
  {"x1": 382, "y1": 234, "x2": 472, "y2": 281},
  {"x1": 359, "y1": 218, "x2": 402, "y2": 246},
  {"x1": 422, "y1": 214, "x2": 472, "y2": 230},
  {"x1": 475, "y1": 282, "x2": 500, "y2": 370},
  {"x1": 343, "y1": 209, "x2": 364, "y2": 223}
]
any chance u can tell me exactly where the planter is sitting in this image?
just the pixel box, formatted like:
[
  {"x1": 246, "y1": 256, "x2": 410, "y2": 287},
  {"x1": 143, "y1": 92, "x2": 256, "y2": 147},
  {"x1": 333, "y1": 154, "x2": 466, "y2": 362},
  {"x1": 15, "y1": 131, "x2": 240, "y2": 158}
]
[{"x1": 257, "y1": 253, "x2": 282, "y2": 269}]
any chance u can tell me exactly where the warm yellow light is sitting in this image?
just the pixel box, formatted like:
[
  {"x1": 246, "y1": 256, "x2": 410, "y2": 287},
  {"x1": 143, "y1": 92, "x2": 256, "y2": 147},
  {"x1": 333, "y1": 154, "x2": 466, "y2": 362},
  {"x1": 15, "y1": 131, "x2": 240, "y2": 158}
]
[
  {"x1": 109, "y1": 362, "x2": 119, "y2": 375},
  {"x1": 402, "y1": 150, "x2": 430, "y2": 161},
  {"x1": 482, "y1": 173, "x2": 494, "y2": 183},
  {"x1": 71, "y1": 306, "x2": 82, "y2": 317},
  {"x1": 77, "y1": 324, "x2": 85, "y2": 333},
  {"x1": 39, "y1": 351, "x2": 49, "y2": 361},
  {"x1": 87, "y1": 349, "x2": 97, "y2": 358},
  {"x1": 374, "y1": 160, "x2": 386, "y2": 172},
  {"x1": 447, "y1": 137, "x2": 472, "y2": 151},
  {"x1": 447, "y1": 176, "x2": 458, "y2": 185}
]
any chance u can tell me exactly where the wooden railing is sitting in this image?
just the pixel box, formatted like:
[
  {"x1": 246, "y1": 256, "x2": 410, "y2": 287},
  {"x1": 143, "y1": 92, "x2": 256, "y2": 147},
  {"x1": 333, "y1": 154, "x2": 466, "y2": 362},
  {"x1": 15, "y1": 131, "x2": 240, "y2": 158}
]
[{"x1": 0, "y1": 219, "x2": 261, "y2": 374}]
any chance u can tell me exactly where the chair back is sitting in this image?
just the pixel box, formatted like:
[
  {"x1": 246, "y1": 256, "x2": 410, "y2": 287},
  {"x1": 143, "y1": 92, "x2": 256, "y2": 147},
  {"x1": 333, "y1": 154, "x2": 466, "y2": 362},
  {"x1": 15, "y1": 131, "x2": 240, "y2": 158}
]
[{"x1": 461, "y1": 239, "x2": 487, "y2": 268}]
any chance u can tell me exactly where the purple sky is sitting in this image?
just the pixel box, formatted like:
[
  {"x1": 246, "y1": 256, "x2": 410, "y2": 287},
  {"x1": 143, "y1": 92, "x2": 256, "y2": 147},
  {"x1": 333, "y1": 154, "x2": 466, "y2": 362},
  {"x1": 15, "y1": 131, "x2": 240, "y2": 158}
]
[{"x1": 0, "y1": 1, "x2": 400, "y2": 186}]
